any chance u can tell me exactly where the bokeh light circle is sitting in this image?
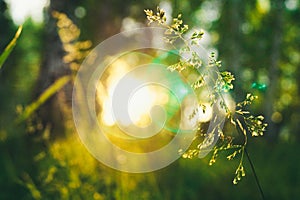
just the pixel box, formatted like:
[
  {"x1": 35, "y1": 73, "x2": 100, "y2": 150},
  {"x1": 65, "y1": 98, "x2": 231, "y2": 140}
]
[{"x1": 72, "y1": 27, "x2": 225, "y2": 172}]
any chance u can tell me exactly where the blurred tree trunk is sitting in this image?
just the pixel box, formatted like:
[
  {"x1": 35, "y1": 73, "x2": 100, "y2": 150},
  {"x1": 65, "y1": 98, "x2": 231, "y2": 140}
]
[
  {"x1": 36, "y1": 0, "x2": 131, "y2": 136},
  {"x1": 218, "y1": 0, "x2": 245, "y2": 99},
  {"x1": 36, "y1": 0, "x2": 76, "y2": 136},
  {"x1": 264, "y1": 0, "x2": 284, "y2": 142}
]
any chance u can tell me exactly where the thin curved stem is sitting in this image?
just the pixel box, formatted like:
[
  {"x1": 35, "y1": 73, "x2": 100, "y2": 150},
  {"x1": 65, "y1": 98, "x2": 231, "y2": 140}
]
[
  {"x1": 235, "y1": 119, "x2": 265, "y2": 200},
  {"x1": 245, "y1": 148, "x2": 265, "y2": 200}
]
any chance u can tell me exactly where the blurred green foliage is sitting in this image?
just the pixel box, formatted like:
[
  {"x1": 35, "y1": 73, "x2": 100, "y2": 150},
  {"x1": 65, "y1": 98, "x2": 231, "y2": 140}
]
[{"x1": 1, "y1": 0, "x2": 300, "y2": 199}]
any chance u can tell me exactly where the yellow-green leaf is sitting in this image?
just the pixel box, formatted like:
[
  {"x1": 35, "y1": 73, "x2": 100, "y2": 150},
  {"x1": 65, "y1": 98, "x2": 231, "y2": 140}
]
[
  {"x1": 17, "y1": 75, "x2": 71, "y2": 122},
  {"x1": 0, "y1": 26, "x2": 23, "y2": 69}
]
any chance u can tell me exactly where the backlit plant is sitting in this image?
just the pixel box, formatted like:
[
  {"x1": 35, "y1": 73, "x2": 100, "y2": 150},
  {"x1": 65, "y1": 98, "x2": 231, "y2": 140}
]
[{"x1": 145, "y1": 7, "x2": 267, "y2": 185}]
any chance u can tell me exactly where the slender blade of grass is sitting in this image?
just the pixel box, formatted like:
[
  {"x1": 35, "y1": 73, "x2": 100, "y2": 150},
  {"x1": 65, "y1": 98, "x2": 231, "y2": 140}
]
[
  {"x1": 17, "y1": 75, "x2": 71, "y2": 122},
  {"x1": 0, "y1": 26, "x2": 23, "y2": 69}
]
